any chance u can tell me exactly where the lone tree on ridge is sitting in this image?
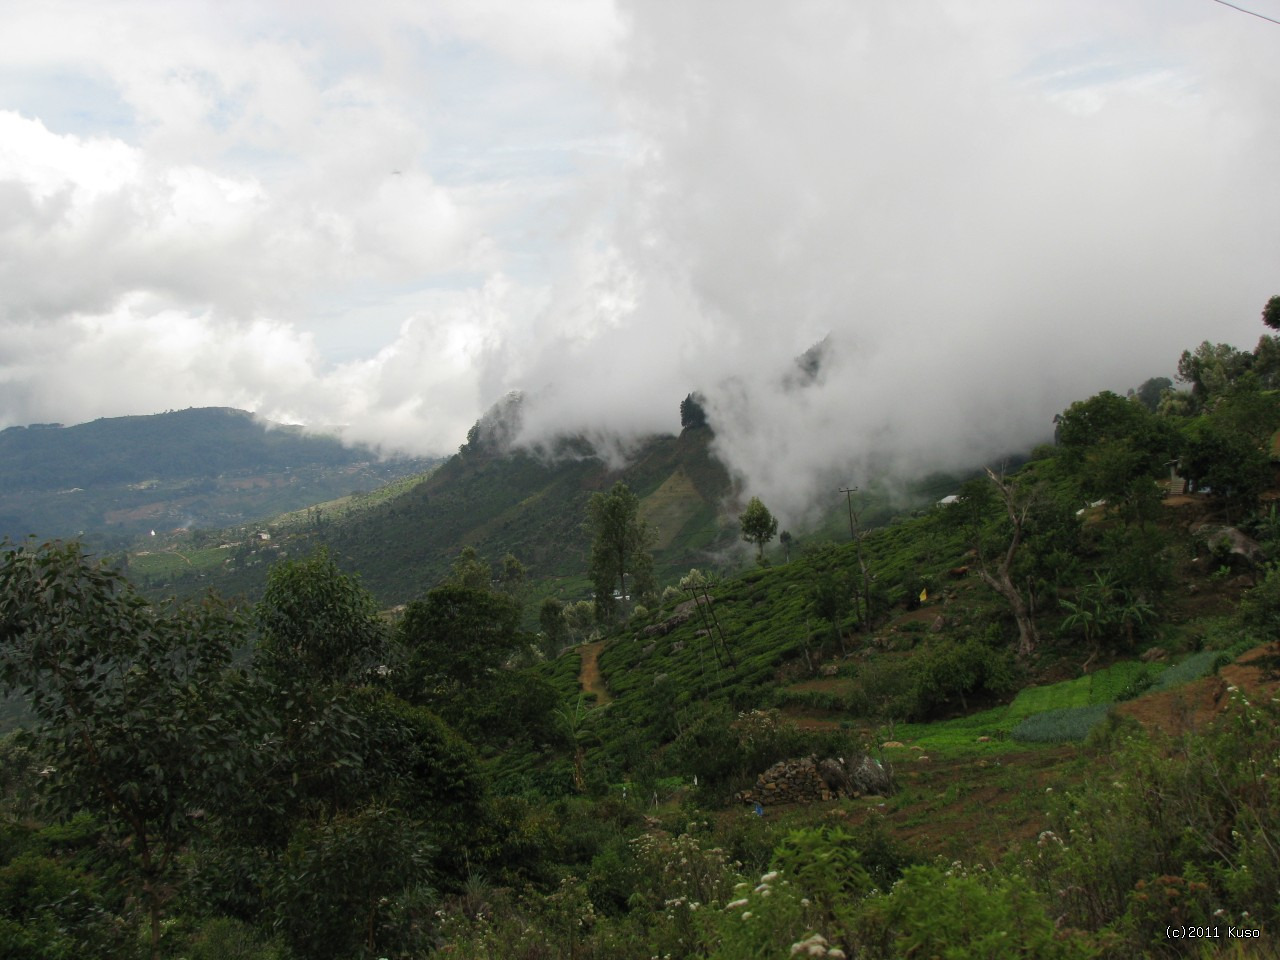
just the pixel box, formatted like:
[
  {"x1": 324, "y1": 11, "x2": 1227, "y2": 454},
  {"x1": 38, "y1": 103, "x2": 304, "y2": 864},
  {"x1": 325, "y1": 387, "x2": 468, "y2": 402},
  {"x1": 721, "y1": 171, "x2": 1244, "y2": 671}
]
[{"x1": 739, "y1": 495, "x2": 779, "y2": 562}]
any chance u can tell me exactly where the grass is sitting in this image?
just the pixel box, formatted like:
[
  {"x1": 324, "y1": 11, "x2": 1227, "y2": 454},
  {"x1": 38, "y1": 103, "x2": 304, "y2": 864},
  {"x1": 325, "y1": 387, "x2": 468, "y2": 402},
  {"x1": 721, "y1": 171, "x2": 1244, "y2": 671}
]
[
  {"x1": 129, "y1": 545, "x2": 230, "y2": 579},
  {"x1": 878, "y1": 652, "x2": 1225, "y2": 754}
]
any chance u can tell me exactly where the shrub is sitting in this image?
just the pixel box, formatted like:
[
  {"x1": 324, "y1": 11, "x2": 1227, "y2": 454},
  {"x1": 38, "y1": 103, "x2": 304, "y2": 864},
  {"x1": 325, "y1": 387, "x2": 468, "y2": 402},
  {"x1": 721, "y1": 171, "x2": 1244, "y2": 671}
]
[
  {"x1": 898, "y1": 637, "x2": 1018, "y2": 721},
  {"x1": 1235, "y1": 564, "x2": 1280, "y2": 641},
  {"x1": 182, "y1": 917, "x2": 287, "y2": 960},
  {"x1": 1030, "y1": 694, "x2": 1280, "y2": 952},
  {"x1": 860, "y1": 864, "x2": 1093, "y2": 960}
]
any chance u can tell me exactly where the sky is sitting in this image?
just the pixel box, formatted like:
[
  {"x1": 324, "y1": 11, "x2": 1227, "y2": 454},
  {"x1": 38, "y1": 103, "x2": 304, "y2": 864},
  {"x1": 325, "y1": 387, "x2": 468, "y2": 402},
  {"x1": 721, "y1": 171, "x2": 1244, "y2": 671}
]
[{"x1": 2, "y1": 0, "x2": 1279, "y2": 524}]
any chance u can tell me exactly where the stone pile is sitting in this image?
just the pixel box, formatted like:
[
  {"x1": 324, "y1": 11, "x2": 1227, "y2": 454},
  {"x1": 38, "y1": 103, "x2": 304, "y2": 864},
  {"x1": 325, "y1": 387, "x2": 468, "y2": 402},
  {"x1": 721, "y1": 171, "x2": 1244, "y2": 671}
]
[{"x1": 736, "y1": 754, "x2": 891, "y2": 806}]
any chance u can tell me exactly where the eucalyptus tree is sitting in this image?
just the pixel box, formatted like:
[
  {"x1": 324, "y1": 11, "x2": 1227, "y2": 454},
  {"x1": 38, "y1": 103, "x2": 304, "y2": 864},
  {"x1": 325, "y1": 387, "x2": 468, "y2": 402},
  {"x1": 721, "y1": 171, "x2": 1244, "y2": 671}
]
[{"x1": 587, "y1": 481, "x2": 655, "y2": 620}]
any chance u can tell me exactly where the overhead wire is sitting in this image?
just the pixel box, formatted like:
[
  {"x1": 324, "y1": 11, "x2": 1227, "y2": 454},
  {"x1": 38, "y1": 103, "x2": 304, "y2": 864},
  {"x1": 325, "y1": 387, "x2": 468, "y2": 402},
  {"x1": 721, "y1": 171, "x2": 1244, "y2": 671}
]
[{"x1": 1210, "y1": 0, "x2": 1280, "y2": 27}]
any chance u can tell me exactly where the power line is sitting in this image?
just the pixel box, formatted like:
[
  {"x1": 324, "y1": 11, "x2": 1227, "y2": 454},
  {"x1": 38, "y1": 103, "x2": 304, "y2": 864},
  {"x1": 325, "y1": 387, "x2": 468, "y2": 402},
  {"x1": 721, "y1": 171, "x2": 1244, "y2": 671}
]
[{"x1": 1211, "y1": 0, "x2": 1280, "y2": 26}]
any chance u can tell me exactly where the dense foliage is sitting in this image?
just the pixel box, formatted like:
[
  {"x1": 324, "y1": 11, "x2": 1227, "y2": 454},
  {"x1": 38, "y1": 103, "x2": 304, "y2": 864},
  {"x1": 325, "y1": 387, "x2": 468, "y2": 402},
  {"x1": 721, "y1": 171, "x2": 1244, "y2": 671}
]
[{"x1": 5, "y1": 317, "x2": 1280, "y2": 957}]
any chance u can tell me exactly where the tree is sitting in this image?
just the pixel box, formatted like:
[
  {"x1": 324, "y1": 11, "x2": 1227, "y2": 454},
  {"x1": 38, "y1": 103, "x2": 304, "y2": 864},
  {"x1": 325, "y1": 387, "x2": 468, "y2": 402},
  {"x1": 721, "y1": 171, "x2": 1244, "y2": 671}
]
[
  {"x1": 446, "y1": 545, "x2": 491, "y2": 591},
  {"x1": 1128, "y1": 376, "x2": 1172, "y2": 413},
  {"x1": 951, "y1": 471, "x2": 1041, "y2": 657},
  {"x1": 1253, "y1": 334, "x2": 1280, "y2": 389},
  {"x1": 1055, "y1": 390, "x2": 1176, "y2": 520},
  {"x1": 395, "y1": 584, "x2": 522, "y2": 700},
  {"x1": 1180, "y1": 419, "x2": 1272, "y2": 521},
  {"x1": 1179, "y1": 375, "x2": 1280, "y2": 521},
  {"x1": 587, "y1": 481, "x2": 655, "y2": 620},
  {"x1": 255, "y1": 548, "x2": 386, "y2": 688},
  {"x1": 739, "y1": 496, "x2": 779, "y2": 561},
  {"x1": 499, "y1": 552, "x2": 527, "y2": 604},
  {"x1": 1262, "y1": 294, "x2": 1280, "y2": 331},
  {"x1": 538, "y1": 596, "x2": 569, "y2": 657},
  {"x1": 680, "y1": 392, "x2": 708, "y2": 429},
  {"x1": 1176, "y1": 341, "x2": 1253, "y2": 405},
  {"x1": 780, "y1": 529, "x2": 793, "y2": 562},
  {"x1": 0, "y1": 539, "x2": 247, "y2": 960}
]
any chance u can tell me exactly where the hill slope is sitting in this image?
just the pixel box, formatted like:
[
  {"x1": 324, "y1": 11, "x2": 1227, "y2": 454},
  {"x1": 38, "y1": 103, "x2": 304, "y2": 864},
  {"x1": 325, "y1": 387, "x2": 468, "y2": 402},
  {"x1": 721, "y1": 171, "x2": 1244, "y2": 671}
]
[
  {"x1": 0, "y1": 407, "x2": 435, "y2": 544},
  {"x1": 286, "y1": 424, "x2": 736, "y2": 604}
]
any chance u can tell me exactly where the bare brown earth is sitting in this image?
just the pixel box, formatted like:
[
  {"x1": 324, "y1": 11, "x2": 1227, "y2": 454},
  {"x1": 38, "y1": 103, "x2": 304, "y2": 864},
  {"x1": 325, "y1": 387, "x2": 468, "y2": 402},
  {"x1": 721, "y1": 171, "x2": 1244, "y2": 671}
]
[
  {"x1": 1116, "y1": 643, "x2": 1280, "y2": 737},
  {"x1": 578, "y1": 640, "x2": 612, "y2": 705}
]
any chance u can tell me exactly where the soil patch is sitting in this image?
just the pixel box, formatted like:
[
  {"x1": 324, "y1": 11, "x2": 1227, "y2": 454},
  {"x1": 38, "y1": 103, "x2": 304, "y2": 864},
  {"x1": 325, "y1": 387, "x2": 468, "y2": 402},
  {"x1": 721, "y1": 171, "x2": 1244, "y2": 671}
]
[
  {"x1": 578, "y1": 640, "x2": 612, "y2": 705},
  {"x1": 1116, "y1": 643, "x2": 1280, "y2": 737},
  {"x1": 824, "y1": 746, "x2": 1082, "y2": 862}
]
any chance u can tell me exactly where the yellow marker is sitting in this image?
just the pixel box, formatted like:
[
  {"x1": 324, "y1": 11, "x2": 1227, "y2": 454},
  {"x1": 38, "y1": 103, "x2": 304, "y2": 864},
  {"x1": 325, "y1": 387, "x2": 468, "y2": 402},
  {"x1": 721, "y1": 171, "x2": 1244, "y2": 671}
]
[{"x1": 919, "y1": 588, "x2": 928, "y2": 603}]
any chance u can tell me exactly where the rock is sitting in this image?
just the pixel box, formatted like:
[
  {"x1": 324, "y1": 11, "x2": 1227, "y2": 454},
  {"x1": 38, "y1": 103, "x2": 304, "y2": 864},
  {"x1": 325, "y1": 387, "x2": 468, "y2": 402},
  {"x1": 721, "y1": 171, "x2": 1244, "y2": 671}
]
[
  {"x1": 1191, "y1": 523, "x2": 1263, "y2": 564},
  {"x1": 820, "y1": 663, "x2": 840, "y2": 677},
  {"x1": 1140, "y1": 647, "x2": 1168, "y2": 663},
  {"x1": 747, "y1": 754, "x2": 891, "y2": 805},
  {"x1": 977, "y1": 736, "x2": 991, "y2": 743},
  {"x1": 848, "y1": 755, "x2": 891, "y2": 795},
  {"x1": 930, "y1": 615, "x2": 945, "y2": 633},
  {"x1": 881, "y1": 741, "x2": 905, "y2": 749}
]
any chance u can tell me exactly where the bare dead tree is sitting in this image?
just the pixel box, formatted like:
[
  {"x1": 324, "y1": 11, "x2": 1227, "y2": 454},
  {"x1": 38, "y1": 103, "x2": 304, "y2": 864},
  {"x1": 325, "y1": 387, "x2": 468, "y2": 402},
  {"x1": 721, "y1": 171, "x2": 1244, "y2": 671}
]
[{"x1": 971, "y1": 467, "x2": 1040, "y2": 658}]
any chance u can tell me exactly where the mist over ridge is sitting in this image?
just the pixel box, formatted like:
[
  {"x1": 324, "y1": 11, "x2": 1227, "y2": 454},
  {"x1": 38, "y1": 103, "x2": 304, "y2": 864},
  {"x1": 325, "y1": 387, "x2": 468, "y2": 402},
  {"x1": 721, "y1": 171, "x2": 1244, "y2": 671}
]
[{"x1": 1, "y1": 2, "x2": 1276, "y2": 530}]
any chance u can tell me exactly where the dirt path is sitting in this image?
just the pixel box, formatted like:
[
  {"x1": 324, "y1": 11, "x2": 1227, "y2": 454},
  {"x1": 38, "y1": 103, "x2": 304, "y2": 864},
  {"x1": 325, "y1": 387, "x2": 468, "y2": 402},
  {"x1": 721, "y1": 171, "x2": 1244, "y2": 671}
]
[{"x1": 578, "y1": 640, "x2": 612, "y2": 705}]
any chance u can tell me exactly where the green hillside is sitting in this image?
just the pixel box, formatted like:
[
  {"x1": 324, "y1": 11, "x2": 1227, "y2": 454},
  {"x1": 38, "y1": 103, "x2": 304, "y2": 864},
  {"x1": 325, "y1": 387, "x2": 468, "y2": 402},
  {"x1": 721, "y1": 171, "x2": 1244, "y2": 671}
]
[
  {"x1": 0, "y1": 407, "x2": 436, "y2": 544},
  {"x1": 8, "y1": 327, "x2": 1280, "y2": 958}
]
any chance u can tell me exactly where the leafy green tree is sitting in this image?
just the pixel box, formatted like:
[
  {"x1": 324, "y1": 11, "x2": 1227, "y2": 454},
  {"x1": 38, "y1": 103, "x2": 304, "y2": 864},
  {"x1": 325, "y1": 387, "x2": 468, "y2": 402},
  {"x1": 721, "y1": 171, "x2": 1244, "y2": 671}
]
[
  {"x1": 1205, "y1": 373, "x2": 1280, "y2": 447},
  {"x1": 499, "y1": 552, "x2": 527, "y2": 605},
  {"x1": 1128, "y1": 376, "x2": 1172, "y2": 413},
  {"x1": 739, "y1": 496, "x2": 779, "y2": 561},
  {"x1": 1253, "y1": 334, "x2": 1280, "y2": 389},
  {"x1": 679, "y1": 392, "x2": 708, "y2": 429},
  {"x1": 564, "y1": 599, "x2": 597, "y2": 642},
  {"x1": 587, "y1": 481, "x2": 655, "y2": 620},
  {"x1": 1176, "y1": 341, "x2": 1253, "y2": 405},
  {"x1": 396, "y1": 584, "x2": 522, "y2": 699},
  {"x1": 779, "y1": 529, "x2": 793, "y2": 562},
  {"x1": 446, "y1": 545, "x2": 491, "y2": 591},
  {"x1": 268, "y1": 804, "x2": 435, "y2": 960},
  {"x1": 1180, "y1": 418, "x2": 1272, "y2": 521},
  {"x1": 0, "y1": 539, "x2": 247, "y2": 960},
  {"x1": 255, "y1": 548, "x2": 386, "y2": 688},
  {"x1": 1262, "y1": 294, "x2": 1280, "y2": 331},
  {"x1": 538, "y1": 596, "x2": 569, "y2": 657},
  {"x1": 1055, "y1": 391, "x2": 1177, "y2": 518},
  {"x1": 809, "y1": 563, "x2": 853, "y2": 656}
]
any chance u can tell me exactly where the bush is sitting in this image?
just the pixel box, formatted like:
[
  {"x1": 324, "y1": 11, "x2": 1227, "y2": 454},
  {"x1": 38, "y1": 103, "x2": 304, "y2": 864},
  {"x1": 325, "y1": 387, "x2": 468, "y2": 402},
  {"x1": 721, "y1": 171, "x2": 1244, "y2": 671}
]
[
  {"x1": 1029, "y1": 694, "x2": 1280, "y2": 954},
  {"x1": 183, "y1": 917, "x2": 287, "y2": 960},
  {"x1": 898, "y1": 637, "x2": 1018, "y2": 721},
  {"x1": 1235, "y1": 564, "x2": 1280, "y2": 641},
  {"x1": 860, "y1": 864, "x2": 1093, "y2": 960}
]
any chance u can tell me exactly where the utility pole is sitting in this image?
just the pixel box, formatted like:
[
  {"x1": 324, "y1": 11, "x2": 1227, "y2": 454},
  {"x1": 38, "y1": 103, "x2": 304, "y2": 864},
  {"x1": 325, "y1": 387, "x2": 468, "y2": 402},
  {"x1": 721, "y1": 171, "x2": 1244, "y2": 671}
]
[{"x1": 838, "y1": 486, "x2": 858, "y2": 541}]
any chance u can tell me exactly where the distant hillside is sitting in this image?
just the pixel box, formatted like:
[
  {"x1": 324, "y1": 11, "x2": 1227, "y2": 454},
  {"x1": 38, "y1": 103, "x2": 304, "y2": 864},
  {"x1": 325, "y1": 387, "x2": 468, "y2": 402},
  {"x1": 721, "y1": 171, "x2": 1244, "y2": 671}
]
[
  {"x1": 131, "y1": 406, "x2": 980, "y2": 609},
  {"x1": 0, "y1": 407, "x2": 436, "y2": 543},
  {"x1": 219, "y1": 424, "x2": 737, "y2": 607}
]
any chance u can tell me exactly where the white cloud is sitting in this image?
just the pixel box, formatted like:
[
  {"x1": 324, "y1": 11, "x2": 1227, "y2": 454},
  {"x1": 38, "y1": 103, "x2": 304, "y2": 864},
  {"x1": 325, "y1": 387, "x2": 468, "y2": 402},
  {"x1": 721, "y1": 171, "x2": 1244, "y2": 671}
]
[{"x1": 2, "y1": 0, "x2": 1280, "y2": 528}]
